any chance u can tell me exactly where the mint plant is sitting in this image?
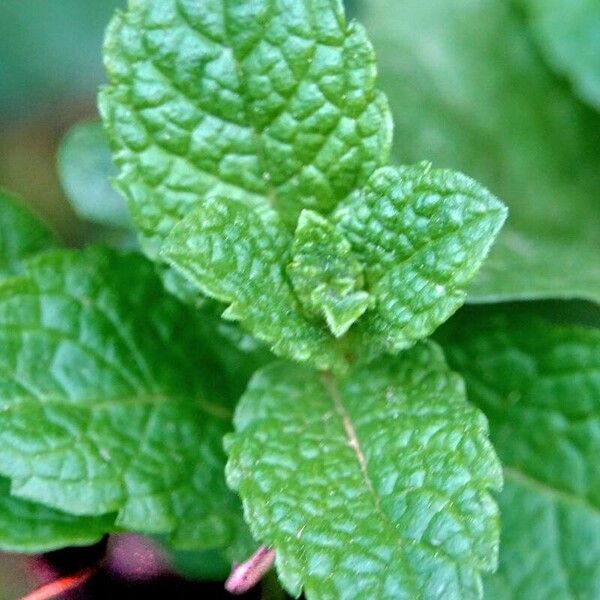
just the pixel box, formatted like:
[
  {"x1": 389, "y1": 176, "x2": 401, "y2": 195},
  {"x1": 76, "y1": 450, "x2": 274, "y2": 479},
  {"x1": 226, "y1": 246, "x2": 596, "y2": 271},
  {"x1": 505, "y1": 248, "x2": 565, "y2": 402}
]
[{"x1": 2, "y1": 0, "x2": 597, "y2": 598}]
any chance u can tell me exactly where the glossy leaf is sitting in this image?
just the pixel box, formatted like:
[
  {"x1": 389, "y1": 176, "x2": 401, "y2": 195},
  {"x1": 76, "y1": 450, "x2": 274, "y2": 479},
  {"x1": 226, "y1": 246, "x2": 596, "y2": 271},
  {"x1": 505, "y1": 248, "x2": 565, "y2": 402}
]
[
  {"x1": 0, "y1": 247, "x2": 246, "y2": 550},
  {"x1": 58, "y1": 120, "x2": 131, "y2": 229},
  {"x1": 518, "y1": 0, "x2": 600, "y2": 109}
]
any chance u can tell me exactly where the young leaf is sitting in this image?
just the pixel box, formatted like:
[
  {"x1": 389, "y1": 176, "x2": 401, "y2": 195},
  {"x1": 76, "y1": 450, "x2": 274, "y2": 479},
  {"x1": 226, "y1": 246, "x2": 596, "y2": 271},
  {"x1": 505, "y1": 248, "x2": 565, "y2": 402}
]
[
  {"x1": 100, "y1": 0, "x2": 392, "y2": 253},
  {"x1": 0, "y1": 247, "x2": 246, "y2": 550},
  {"x1": 287, "y1": 209, "x2": 372, "y2": 338},
  {"x1": 225, "y1": 343, "x2": 502, "y2": 599},
  {"x1": 334, "y1": 164, "x2": 507, "y2": 357},
  {"x1": 58, "y1": 120, "x2": 132, "y2": 229},
  {"x1": 164, "y1": 163, "x2": 506, "y2": 368},
  {"x1": 0, "y1": 190, "x2": 57, "y2": 276},
  {"x1": 162, "y1": 195, "x2": 342, "y2": 370},
  {"x1": 0, "y1": 478, "x2": 112, "y2": 554},
  {"x1": 438, "y1": 307, "x2": 600, "y2": 598}
]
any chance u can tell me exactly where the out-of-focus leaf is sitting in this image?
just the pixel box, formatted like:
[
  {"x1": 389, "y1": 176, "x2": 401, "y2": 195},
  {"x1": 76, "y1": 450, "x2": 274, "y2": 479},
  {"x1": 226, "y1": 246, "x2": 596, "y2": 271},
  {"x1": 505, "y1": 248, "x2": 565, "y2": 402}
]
[
  {"x1": 58, "y1": 120, "x2": 131, "y2": 229},
  {"x1": 517, "y1": 0, "x2": 600, "y2": 110},
  {"x1": 439, "y1": 306, "x2": 600, "y2": 598},
  {"x1": 0, "y1": 190, "x2": 56, "y2": 276},
  {"x1": 362, "y1": 0, "x2": 600, "y2": 304},
  {"x1": 0, "y1": 0, "x2": 123, "y2": 118}
]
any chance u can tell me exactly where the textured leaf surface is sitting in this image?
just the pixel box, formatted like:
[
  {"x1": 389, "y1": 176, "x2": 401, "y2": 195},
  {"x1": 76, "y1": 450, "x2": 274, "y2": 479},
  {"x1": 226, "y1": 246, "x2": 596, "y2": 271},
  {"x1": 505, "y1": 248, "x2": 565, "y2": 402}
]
[
  {"x1": 100, "y1": 0, "x2": 392, "y2": 255},
  {"x1": 362, "y1": 0, "x2": 600, "y2": 304},
  {"x1": 0, "y1": 190, "x2": 56, "y2": 276},
  {"x1": 162, "y1": 196, "x2": 341, "y2": 370},
  {"x1": 58, "y1": 120, "x2": 132, "y2": 229},
  {"x1": 226, "y1": 344, "x2": 502, "y2": 600},
  {"x1": 287, "y1": 209, "x2": 371, "y2": 338},
  {"x1": 334, "y1": 165, "x2": 506, "y2": 357},
  {"x1": 438, "y1": 306, "x2": 600, "y2": 598},
  {"x1": 0, "y1": 478, "x2": 112, "y2": 553},
  {"x1": 164, "y1": 164, "x2": 505, "y2": 368},
  {"x1": 0, "y1": 247, "x2": 246, "y2": 550},
  {"x1": 518, "y1": 0, "x2": 600, "y2": 109}
]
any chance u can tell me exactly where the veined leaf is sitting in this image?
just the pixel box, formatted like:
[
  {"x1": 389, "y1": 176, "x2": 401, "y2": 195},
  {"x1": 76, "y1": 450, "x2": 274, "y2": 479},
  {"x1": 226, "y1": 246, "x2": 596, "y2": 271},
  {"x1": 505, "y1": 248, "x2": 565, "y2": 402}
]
[
  {"x1": 0, "y1": 247, "x2": 246, "y2": 550},
  {"x1": 0, "y1": 477, "x2": 112, "y2": 553},
  {"x1": 438, "y1": 306, "x2": 600, "y2": 598},
  {"x1": 100, "y1": 0, "x2": 392, "y2": 255},
  {"x1": 0, "y1": 190, "x2": 57, "y2": 276},
  {"x1": 226, "y1": 344, "x2": 502, "y2": 600},
  {"x1": 334, "y1": 164, "x2": 506, "y2": 357},
  {"x1": 164, "y1": 164, "x2": 505, "y2": 369},
  {"x1": 162, "y1": 195, "x2": 342, "y2": 370}
]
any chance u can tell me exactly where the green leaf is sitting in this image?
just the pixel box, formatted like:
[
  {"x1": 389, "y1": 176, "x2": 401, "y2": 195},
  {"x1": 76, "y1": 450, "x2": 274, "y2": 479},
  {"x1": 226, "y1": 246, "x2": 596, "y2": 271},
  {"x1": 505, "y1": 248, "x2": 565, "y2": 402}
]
[
  {"x1": 438, "y1": 306, "x2": 600, "y2": 598},
  {"x1": 287, "y1": 209, "x2": 372, "y2": 338},
  {"x1": 100, "y1": 0, "x2": 392, "y2": 255},
  {"x1": 162, "y1": 195, "x2": 342, "y2": 370},
  {"x1": 334, "y1": 164, "x2": 506, "y2": 357},
  {"x1": 225, "y1": 344, "x2": 502, "y2": 600},
  {"x1": 518, "y1": 0, "x2": 600, "y2": 110},
  {"x1": 58, "y1": 120, "x2": 132, "y2": 229},
  {"x1": 0, "y1": 477, "x2": 112, "y2": 553},
  {"x1": 0, "y1": 247, "x2": 246, "y2": 550},
  {"x1": 0, "y1": 190, "x2": 56, "y2": 276},
  {"x1": 362, "y1": 0, "x2": 600, "y2": 304},
  {"x1": 163, "y1": 164, "x2": 505, "y2": 368}
]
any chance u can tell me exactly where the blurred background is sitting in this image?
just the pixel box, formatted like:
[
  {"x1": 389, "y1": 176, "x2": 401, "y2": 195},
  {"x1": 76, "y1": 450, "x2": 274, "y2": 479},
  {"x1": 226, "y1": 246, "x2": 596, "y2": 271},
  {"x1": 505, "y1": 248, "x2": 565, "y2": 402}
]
[{"x1": 0, "y1": 0, "x2": 598, "y2": 597}]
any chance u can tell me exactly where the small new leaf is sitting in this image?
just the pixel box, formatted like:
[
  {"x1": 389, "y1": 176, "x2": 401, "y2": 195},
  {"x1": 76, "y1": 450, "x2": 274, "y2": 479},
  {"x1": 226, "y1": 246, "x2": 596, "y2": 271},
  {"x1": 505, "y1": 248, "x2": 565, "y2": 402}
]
[
  {"x1": 0, "y1": 190, "x2": 57, "y2": 276},
  {"x1": 226, "y1": 343, "x2": 502, "y2": 600},
  {"x1": 287, "y1": 210, "x2": 372, "y2": 337},
  {"x1": 335, "y1": 164, "x2": 507, "y2": 357},
  {"x1": 439, "y1": 307, "x2": 600, "y2": 599},
  {"x1": 162, "y1": 196, "x2": 342, "y2": 370},
  {"x1": 0, "y1": 247, "x2": 246, "y2": 550}
]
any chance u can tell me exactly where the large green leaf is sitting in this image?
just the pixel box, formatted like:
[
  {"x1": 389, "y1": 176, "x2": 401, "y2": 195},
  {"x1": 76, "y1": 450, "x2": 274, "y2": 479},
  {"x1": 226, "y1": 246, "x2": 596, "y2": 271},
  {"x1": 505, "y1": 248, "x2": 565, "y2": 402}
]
[
  {"x1": 226, "y1": 344, "x2": 502, "y2": 599},
  {"x1": 0, "y1": 478, "x2": 112, "y2": 553},
  {"x1": 0, "y1": 247, "x2": 246, "y2": 550},
  {"x1": 0, "y1": 190, "x2": 56, "y2": 276},
  {"x1": 361, "y1": 0, "x2": 600, "y2": 304},
  {"x1": 438, "y1": 306, "x2": 600, "y2": 598},
  {"x1": 517, "y1": 0, "x2": 600, "y2": 110},
  {"x1": 100, "y1": 0, "x2": 392, "y2": 256}
]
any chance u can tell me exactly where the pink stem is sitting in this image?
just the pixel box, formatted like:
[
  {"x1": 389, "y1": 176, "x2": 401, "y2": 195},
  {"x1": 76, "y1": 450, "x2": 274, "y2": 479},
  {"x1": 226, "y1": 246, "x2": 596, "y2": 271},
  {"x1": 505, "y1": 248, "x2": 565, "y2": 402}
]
[{"x1": 225, "y1": 546, "x2": 276, "y2": 595}]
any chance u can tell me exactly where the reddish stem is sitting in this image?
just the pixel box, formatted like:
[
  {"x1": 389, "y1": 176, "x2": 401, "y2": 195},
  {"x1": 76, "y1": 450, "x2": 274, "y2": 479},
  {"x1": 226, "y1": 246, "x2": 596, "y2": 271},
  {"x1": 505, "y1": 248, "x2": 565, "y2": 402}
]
[
  {"x1": 225, "y1": 546, "x2": 276, "y2": 595},
  {"x1": 20, "y1": 566, "x2": 98, "y2": 600}
]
